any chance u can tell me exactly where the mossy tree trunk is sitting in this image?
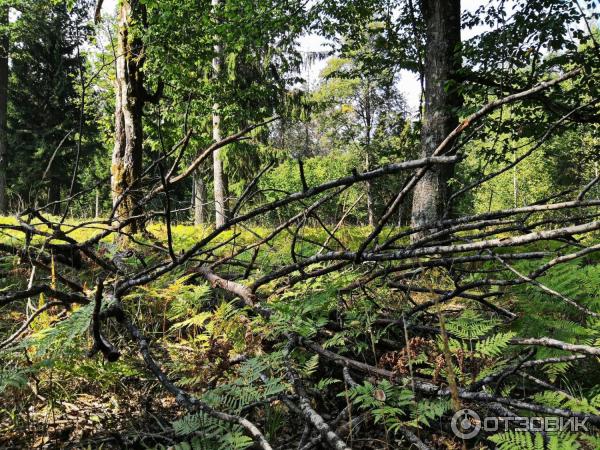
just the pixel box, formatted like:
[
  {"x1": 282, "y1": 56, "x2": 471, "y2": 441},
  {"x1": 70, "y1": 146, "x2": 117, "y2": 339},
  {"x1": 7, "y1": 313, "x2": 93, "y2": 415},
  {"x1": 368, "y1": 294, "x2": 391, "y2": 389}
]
[{"x1": 111, "y1": 0, "x2": 146, "y2": 235}]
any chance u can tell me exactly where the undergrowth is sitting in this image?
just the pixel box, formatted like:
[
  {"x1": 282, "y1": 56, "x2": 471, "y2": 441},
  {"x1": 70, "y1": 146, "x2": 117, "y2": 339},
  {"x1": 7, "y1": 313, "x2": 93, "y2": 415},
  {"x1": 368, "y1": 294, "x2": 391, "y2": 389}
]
[{"x1": 1, "y1": 221, "x2": 600, "y2": 448}]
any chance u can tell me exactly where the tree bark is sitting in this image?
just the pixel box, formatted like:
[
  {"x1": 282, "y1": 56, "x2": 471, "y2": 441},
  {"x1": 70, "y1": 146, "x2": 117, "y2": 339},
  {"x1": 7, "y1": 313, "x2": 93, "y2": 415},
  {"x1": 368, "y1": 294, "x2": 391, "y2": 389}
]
[
  {"x1": 111, "y1": 0, "x2": 146, "y2": 235},
  {"x1": 48, "y1": 177, "x2": 61, "y2": 215},
  {"x1": 363, "y1": 82, "x2": 375, "y2": 227},
  {"x1": 513, "y1": 149, "x2": 518, "y2": 207},
  {"x1": 366, "y1": 153, "x2": 374, "y2": 227},
  {"x1": 411, "y1": 0, "x2": 462, "y2": 235},
  {"x1": 95, "y1": 188, "x2": 100, "y2": 218},
  {"x1": 212, "y1": 0, "x2": 226, "y2": 228},
  {"x1": 193, "y1": 170, "x2": 206, "y2": 225},
  {"x1": 0, "y1": 5, "x2": 8, "y2": 214}
]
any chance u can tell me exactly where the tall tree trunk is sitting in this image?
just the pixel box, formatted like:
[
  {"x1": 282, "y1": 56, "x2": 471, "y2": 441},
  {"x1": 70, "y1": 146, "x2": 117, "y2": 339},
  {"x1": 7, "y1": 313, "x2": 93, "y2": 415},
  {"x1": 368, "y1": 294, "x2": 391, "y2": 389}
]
[
  {"x1": 410, "y1": 0, "x2": 462, "y2": 235},
  {"x1": 212, "y1": 0, "x2": 226, "y2": 228},
  {"x1": 366, "y1": 154, "x2": 374, "y2": 227},
  {"x1": 95, "y1": 188, "x2": 100, "y2": 218},
  {"x1": 512, "y1": 149, "x2": 518, "y2": 208},
  {"x1": 193, "y1": 171, "x2": 206, "y2": 225},
  {"x1": 0, "y1": 5, "x2": 8, "y2": 214},
  {"x1": 111, "y1": 0, "x2": 145, "y2": 235},
  {"x1": 48, "y1": 177, "x2": 61, "y2": 215},
  {"x1": 364, "y1": 82, "x2": 374, "y2": 227}
]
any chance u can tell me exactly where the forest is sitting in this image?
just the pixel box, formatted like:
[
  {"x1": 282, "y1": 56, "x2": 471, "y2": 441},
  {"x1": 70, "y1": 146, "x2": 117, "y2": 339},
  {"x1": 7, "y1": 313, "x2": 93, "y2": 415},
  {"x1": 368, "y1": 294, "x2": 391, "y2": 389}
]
[{"x1": 0, "y1": 0, "x2": 599, "y2": 449}]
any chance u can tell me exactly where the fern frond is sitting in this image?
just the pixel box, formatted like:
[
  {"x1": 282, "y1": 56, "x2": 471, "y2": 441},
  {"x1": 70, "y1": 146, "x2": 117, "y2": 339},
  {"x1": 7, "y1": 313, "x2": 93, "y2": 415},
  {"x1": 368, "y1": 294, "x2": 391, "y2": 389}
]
[
  {"x1": 489, "y1": 431, "x2": 544, "y2": 450},
  {"x1": 476, "y1": 331, "x2": 516, "y2": 357}
]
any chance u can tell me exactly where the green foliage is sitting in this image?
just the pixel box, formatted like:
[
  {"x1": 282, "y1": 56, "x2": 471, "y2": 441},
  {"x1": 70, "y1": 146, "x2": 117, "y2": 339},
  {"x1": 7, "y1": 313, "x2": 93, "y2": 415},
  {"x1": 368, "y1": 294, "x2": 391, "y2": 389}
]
[
  {"x1": 446, "y1": 310, "x2": 499, "y2": 340},
  {"x1": 409, "y1": 399, "x2": 451, "y2": 428},
  {"x1": 1, "y1": 0, "x2": 599, "y2": 448},
  {"x1": 166, "y1": 283, "x2": 215, "y2": 329},
  {"x1": 510, "y1": 255, "x2": 600, "y2": 359},
  {"x1": 344, "y1": 379, "x2": 415, "y2": 432},
  {"x1": 269, "y1": 279, "x2": 338, "y2": 338},
  {"x1": 168, "y1": 419, "x2": 254, "y2": 450},
  {"x1": 475, "y1": 331, "x2": 516, "y2": 358},
  {"x1": 169, "y1": 355, "x2": 287, "y2": 450},
  {"x1": 489, "y1": 431, "x2": 546, "y2": 450},
  {"x1": 489, "y1": 431, "x2": 582, "y2": 450},
  {"x1": 442, "y1": 310, "x2": 516, "y2": 378},
  {"x1": 18, "y1": 302, "x2": 95, "y2": 357},
  {"x1": 532, "y1": 390, "x2": 600, "y2": 415},
  {"x1": 6, "y1": 0, "x2": 100, "y2": 213},
  {"x1": 0, "y1": 367, "x2": 29, "y2": 393}
]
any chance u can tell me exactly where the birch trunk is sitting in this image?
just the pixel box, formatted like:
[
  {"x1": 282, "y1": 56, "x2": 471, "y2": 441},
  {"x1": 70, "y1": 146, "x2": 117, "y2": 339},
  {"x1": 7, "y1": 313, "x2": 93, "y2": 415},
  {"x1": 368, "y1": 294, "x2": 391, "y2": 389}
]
[
  {"x1": 111, "y1": 0, "x2": 145, "y2": 235},
  {"x1": 212, "y1": 0, "x2": 226, "y2": 227},
  {"x1": 410, "y1": 0, "x2": 462, "y2": 235},
  {"x1": 95, "y1": 189, "x2": 100, "y2": 218}
]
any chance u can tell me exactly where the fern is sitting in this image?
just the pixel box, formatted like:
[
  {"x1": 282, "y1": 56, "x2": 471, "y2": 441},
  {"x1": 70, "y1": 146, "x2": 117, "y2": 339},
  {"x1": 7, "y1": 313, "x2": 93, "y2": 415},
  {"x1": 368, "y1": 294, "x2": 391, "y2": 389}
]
[
  {"x1": 170, "y1": 311, "x2": 212, "y2": 331},
  {"x1": 166, "y1": 435, "x2": 251, "y2": 450},
  {"x1": 172, "y1": 413, "x2": 254, "y2": 450},
  {"x1": 581, "y1": 434, "x2": 600, "y2": 449},
  {"x1": 544, "y1": 361, "x2": 573, "y2": 383},
  {"x1": 532, "y1": 390, "x2": 568, "y2": 408},
  {"x1": 476, "y1": 331, "x2": 516, "y2": 357},
  {"x1": 269, "y1": 281, "x2": 340, "y2": 339},
  {"x1": 446, "y1": 310, "x2": 499, "y2": 340},
  {"x1": 172, "y1": 413, "x2": 215, "y2": 435},
  {"x1": 489, "y1": 431, "x2": 545, "y2": 450},
  {"x1": 167, "y1": 437, "x2": 203, "y2": 450},
  {"x1": 410, "y1": 399, "x2": 451, "y2": 427},
  {"x1": 315, "y1": 377, "x2": 340, "y2": 390},
  {"x1": 0, "y1": 367, "x2": 29, "y2": 393},
  {"x1": 343, "y1": 379, "x2": 415, "y2": 431},
  {"x1": 510, "y1": 257, "x2": 600, "y2": 354},
  {"x1": 220, "y1": 432, "x2": 254, "y2": 450},
  {"x1": 546, "y1": 433, "x2": 581, "y2": 450},
  {"x1": 198, "y1": 354, "x2": 288, "y2": 414},
  {"x1": 533, "y1": 390, "x2": 600, "y2": 415},
  {"x1": 300, "y1": 354, "x2": 319, "y2": 377},
  {"x1": 490, "y1": 431, "x2": 581, "y2": 450},
  {"x1": 15, "y1": 302, "x2": 96, "y2": 357}
]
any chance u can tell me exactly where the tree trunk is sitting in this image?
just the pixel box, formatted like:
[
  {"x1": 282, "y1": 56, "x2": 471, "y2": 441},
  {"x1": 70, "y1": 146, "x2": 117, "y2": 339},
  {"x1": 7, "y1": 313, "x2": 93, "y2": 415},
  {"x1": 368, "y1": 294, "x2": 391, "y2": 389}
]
[
  {"x1": 111, "y1": 0, "x2": 145, "y2": 235},
  {"x1": 213, "y1": 113, "x2": 226, "y2": 227},
  {"x1": 95, "y1": 188, "x2": 100, "y2": 218},
  {"x1": 410, "y1": 0, "x2": 462, "y2": 235},
  {"x1": 48, "y1": 177, "x2": 61, "y2": 215},
  {"x1": 366, "y1": 154, "x2": 374, "y2": 227},
  {"x1": 0, "y1": 5, "x2": 8, "y2": 214},
  {"x1": 364, "y1": 83, "x2": 374, "y2": 227},
  {"x1": 512, "y1": 149, "x2": 518, "y2": 208},
  {"x1": 212, "y1": 0, "x2": 226, "y2": 228},
  {"x1": 193, "y1": 171, "x2": 206, "y2": 225}
]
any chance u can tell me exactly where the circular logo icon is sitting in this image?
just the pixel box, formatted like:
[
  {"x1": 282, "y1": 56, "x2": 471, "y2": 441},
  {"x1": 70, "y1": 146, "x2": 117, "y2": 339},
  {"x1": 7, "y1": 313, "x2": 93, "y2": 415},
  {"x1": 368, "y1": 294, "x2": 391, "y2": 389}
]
[{"x1": 451, "y1": 408, "x2": 481, "y2": 439}]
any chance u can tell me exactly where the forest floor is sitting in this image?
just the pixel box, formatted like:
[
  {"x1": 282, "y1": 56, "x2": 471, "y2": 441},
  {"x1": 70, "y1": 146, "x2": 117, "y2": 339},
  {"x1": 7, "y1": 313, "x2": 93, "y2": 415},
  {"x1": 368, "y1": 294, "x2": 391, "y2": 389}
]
[{"x1": 2, "y1": 217, "x2": 600, "y2": 449}]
